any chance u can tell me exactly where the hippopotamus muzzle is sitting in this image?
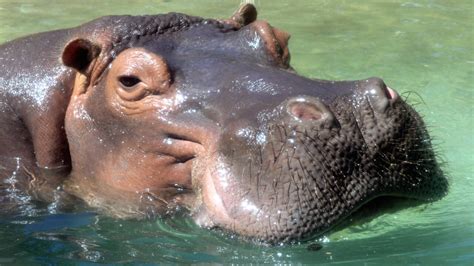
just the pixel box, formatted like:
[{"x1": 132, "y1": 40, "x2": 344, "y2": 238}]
[
  {"x1": 189, "y1": 75, "x2": 434, "y2": 243},
  {"x1": 0, "y1": 4, "x2": 447, "y2": 244}
]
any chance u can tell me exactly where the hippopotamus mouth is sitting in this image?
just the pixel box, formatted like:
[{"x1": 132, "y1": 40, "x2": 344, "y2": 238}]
[{"x1": 0, "y1": 3, "x2": 447, "y2": 245}]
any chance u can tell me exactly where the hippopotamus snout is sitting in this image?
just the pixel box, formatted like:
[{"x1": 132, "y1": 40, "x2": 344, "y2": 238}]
[{"x1": 194, "y1": 74, "x2": 438, "y2": 243}]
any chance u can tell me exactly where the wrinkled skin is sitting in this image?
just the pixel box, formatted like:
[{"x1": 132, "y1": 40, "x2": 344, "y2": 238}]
[{"x1": 0, "y1": 5, "x2": 447, "y2": 244}]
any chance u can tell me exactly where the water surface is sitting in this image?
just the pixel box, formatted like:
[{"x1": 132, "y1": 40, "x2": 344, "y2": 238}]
[{"x1": 0, "y1": 0, "x2": 472, "y2": 264}]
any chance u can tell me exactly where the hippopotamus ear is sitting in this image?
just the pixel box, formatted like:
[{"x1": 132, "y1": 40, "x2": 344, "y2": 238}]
[
  {"x1": 62, "y1": 38, "x2": 101, "y2": 75},
  {"x1": 229, "y1": 3, "x2": 257, "y2": 27}
]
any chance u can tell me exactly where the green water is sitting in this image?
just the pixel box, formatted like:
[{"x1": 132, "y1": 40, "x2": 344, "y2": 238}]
[{"x1": 0, "y1": 0, "x2": 472, "y2": 264}]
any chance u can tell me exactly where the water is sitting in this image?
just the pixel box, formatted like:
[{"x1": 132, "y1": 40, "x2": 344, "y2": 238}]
[{"x1": 0, "y1": 0, "x2": 472, "y2": 264}]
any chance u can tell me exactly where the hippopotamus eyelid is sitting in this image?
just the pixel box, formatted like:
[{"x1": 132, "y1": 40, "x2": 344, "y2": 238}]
[{"x1": 118, "y1": 75, "x2": 141, "y2": 88}]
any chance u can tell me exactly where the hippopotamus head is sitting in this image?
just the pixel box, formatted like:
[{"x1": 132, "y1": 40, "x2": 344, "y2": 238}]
[{"x1": 61, "y1": 5, "x2": 447, "y2": 243}]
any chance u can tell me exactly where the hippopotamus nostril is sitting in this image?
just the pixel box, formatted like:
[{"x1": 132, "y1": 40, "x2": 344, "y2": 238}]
[
  {"x1": 288, "y1": 101, "x2": 322, "y2": 121},
  {"x1": 386, "y1": 86, "x2": 399, "y2": 100},
  {"x1": 286, "y1": 96, "x2": 334, "y2": 123},
  {"x1": 360, "y1": 77, "x2": 398, "y2": 112}
]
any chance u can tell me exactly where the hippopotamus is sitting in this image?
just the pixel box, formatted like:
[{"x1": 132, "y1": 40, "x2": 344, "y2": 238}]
[{"x1": 0, "y1": 4, "x2": 447, "y2": 244}]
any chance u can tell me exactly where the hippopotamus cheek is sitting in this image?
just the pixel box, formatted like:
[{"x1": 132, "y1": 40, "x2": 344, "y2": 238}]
[
  {"x1": 65, "y1": 96, "x2": 100, "y2": 161},
  {"x1": 95, "y1": 145, "x2": 194, "y2": 193}
]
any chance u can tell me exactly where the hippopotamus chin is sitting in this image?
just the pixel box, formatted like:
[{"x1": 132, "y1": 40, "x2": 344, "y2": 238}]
[{"x1": 0, "y1": 4, "x2": 447, "y2": 244}]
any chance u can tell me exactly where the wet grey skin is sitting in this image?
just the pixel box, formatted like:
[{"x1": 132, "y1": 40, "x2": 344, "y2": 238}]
[{"x1": 0, "y1": 5, "x2": 447, "y2": 244}]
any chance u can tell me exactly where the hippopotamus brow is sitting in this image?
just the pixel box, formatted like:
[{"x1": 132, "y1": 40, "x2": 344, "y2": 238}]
[{"x1": 108, "y1": 15, "x2": 232, "y2": 59}]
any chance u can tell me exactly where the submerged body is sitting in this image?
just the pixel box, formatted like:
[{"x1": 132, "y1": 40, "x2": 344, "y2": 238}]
[{"x1": 0, "y1": 5, "x2": 447, "y2": 243}]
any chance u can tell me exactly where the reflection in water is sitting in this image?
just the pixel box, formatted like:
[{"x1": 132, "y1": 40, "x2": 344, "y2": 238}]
[{"x1": 1, "y1": 157, "x2": 34, "y2": 216}]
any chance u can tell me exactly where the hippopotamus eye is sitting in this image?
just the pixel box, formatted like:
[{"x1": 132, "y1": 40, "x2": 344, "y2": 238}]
[{"x1": 118, "y1": 75, "x2": 141, "y2": 89}]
